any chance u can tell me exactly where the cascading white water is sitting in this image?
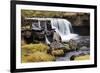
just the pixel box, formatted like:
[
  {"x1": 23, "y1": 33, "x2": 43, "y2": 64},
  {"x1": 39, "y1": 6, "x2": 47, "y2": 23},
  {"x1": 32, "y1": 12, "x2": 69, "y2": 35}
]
[
  {"x1": 51, "y1": 19, "x2": 78, "y2": 42},
  {"x1": 31, "y1": 18, "x2": 78, "y2": 43}
]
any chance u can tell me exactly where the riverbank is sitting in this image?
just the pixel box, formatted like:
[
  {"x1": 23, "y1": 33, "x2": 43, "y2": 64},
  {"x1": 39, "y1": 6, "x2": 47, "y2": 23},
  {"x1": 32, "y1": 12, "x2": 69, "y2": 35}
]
[{"x1": 21, "y1": 36, "x2": 90, "y2": 63}]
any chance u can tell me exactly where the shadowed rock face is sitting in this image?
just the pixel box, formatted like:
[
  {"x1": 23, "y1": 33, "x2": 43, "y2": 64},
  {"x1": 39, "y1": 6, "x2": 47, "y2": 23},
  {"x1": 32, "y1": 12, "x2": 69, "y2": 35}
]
[{"x1": 73, "y1": 26, "x2": 90, "y2": 36}]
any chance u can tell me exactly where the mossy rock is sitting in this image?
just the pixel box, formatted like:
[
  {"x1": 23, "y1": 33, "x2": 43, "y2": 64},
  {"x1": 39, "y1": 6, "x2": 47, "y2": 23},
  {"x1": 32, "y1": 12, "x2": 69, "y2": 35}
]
[
  {"x1": 51, "y1": 49, "x2": 65, "y2": 56},
  {"x1": 74, "y1": 55, "x2": 90, "y2": 60},
  {"x1": 68, "y1": 39, "x2": 78, "y2": 50},
  {"x1": 63, "y1": 44, "x2": 71, "y2": 51}
]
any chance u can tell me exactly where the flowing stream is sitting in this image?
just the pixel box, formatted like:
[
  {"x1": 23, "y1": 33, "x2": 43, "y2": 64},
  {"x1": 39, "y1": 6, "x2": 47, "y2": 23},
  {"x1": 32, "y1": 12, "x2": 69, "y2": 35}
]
[
  {"x1": 56, "y1": 36, "x2": 90, "y2": 61},
  {"x1": 56, "y1": 49, "x2": 90, "y2": 61}
]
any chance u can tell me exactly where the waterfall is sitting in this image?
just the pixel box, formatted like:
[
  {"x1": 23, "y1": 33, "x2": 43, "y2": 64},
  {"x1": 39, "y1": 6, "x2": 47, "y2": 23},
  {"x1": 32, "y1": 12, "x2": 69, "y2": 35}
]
[
  {"x1": 31, "y1": 18, "x2": 78, "y2": 43},
  {"x1": 51, "y1": 19, "x2": 78, "y2": 42},
  {"x1": 45, "y1": 35, "x2": 50, "y2": 44}
]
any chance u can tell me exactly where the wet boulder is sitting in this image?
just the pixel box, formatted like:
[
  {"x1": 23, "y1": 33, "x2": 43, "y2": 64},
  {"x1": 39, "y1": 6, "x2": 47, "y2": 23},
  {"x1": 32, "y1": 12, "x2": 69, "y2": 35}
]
[
  {"x1": 68, "y1": 39, "x2": 78, "y2": 50},
  {"x1": 79, "y1": 46, "x2": 90, "y2": 51},
  {"x1": 50, "y1": 41, "x2": 65, "y2": 49},
  {"x1": 49, "y1": 41, "x2": 66, "y2": 56},
  {"x1": 63, "y1": 44, "x2": 71, "y2": 52}
]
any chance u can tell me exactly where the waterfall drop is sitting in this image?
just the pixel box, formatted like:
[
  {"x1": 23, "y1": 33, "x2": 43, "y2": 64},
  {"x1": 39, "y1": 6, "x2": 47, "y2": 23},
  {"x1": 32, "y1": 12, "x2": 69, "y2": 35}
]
[{"x1": 51, "y1": 19, "x2": 78, "y2": 42}]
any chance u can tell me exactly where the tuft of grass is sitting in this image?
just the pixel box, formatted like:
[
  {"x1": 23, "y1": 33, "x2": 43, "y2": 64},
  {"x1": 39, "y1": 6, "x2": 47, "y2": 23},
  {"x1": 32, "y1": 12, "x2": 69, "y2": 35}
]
[
  {"x1": 74, "y1": 55, "x2": 90, "y2": 60},
  {"x1": 22, "y1": 51, "x2": 55, "y2": 63},
  {"x1": 21, "y1": 43, "x2": 49, "y2": 53}
]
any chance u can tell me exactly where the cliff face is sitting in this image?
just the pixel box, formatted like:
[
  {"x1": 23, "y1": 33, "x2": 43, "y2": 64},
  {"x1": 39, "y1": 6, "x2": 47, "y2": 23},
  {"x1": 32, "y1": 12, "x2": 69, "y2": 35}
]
[
  {"x1": 63, "y1": 13, "x2": 90, "y2": 26},
  {"x1": 63, "y1": 13, "x2": 90, "y2": 36},
  {"x1": 21, "y1": 10, "x2": 90, "y2": 36}
]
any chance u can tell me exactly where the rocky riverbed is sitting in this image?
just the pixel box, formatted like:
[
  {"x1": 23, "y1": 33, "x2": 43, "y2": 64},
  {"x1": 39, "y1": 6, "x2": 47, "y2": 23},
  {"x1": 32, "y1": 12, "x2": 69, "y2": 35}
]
[
  {"x1": 56, "y1": 49, "x2": 90, "y2": 61},
  {"x1": 21, "y1": 36, "x2": 90, "y2": 63},
  {"x1": 56, "y1": 36, "x2": 90, "y2": 61}
]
